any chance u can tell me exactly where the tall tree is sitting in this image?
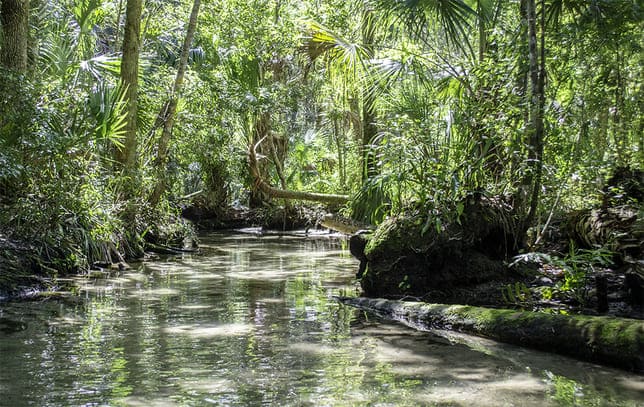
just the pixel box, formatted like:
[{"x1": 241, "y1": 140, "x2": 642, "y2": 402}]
[
  {"x1": 115, "y1": 0, "x2": 142, "y2": 192},
  {"x1": 0, "y1": 0, "x2": 29, "y2": 71},
  {"x1": 149, "y1": 0, "x2": 201, "y2": 206},
  {"x1": 0, "y1": 0, "x2": 32, "y2": 158},
  {"x1": 361, "y1": 5, "x2": 378, "y2": 181},
  {"x1": 522, "y1": 0, "x2": 546, "y2": 230}
]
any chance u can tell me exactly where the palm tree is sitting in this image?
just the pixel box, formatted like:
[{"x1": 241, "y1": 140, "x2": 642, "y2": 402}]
[
  {"x1": 115, "y1": 0, "x2": 142, "y2": 196},
  {"x1": 305, "y1": 0, "x2": 478, "y2": 183}
]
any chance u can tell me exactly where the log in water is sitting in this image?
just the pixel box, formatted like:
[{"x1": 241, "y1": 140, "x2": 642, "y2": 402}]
[{"x1": 336, "y1": 296, "x2": 644, "y2": 373}]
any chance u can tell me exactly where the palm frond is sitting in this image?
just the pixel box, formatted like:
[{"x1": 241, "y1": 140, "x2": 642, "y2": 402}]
[
  {"x1": 302, "y1": 20, "x2": 371, "y2": 74},
  {"x1": 39, "y1": 35, "x2": 75, "y2": 79},
  {"x1": 372, "y1": 0, "x2": 476, "y2": 52},
  {"x1": 89, "y1": 83, "x2": 128, "y2": 147},
  {"x1": 80, "y1": 55, "x2": 122, "y2": 80}
]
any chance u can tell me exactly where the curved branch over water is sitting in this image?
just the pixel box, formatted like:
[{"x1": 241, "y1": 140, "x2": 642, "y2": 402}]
[{"x1": 248, "y1": 137, "x2": 350, "y2": 205}]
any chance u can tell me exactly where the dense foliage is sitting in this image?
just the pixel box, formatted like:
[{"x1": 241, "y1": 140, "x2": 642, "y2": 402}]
[{"x1": 0, "y1": 0, "x2": 641, "y2": 278}]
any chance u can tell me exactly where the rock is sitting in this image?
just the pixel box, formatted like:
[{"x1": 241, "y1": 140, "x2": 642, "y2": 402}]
[{"x1": 355, "y1": 197, "x2": 518, "y2": 299}]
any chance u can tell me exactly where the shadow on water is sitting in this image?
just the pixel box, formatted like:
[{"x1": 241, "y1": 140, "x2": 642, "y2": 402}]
[{"x1": 0, "y1": 231, "x2": 642, "y2": 406}]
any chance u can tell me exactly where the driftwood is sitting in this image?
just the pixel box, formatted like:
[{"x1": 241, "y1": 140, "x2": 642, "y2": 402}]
[
  {"x1": 145, "y1": 243, "x2": 199, "y2": 255},
  {"x1": 336, "y1": 296, "x2": 644, "y2": 372},
  {"x1": 248, "y1": 138, "x2": 349, "y2": 205}
]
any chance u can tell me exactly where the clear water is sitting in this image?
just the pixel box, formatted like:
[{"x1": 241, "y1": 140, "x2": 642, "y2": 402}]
[{"x1": 0, "y1": 232, "x2": 642, "y2": 406}]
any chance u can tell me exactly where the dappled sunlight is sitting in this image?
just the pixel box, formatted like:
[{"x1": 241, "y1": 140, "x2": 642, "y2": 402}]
[
  {"x1": 288, "y1": 342, "x2": 337, "y2": 356},
  {"x1": 2, "y1": 233, "x2": 642, "y2": 406},
  {"x1": 138, "y1": 287, "x2": 181, "y2": 297},
  {"x1": 114, "y1": 396, "x2": 181, "y2": 407},
  {"x1": 178, "y1": 377, "x2": 236, "y2": 394},
  {"x1": 176, "y1": 304, "x2": 213, "y2": 310},
  {"x1": 121, "y1": 272, "x2": 150, "y2": 283},
  {"x1": 619, "y1": 378, "x2": 644, "y2": 393},
  {"x1": 163, "y1": 323, "x2": 253, "y2": 338},
  {"x1": 183, "y1": 272, "x2": 225, "y2": 281}
]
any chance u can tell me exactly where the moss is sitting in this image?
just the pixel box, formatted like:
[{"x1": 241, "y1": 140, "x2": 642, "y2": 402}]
[
  {"x1": 364, "y1": 215, "x2": 429, "y2": 259},
  {"x1": 339, "y1": 297, "x2": 644, "y2": 371}
]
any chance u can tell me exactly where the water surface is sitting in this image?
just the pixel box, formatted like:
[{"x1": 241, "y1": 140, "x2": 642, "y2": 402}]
[{"x1": 0, "y1": 232, "x2": 642, "y2": 406}]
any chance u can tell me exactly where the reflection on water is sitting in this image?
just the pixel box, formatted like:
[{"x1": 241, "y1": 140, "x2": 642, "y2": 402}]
[{"x1": 0, "y1": 232, "x2": 642, "y2": 406}]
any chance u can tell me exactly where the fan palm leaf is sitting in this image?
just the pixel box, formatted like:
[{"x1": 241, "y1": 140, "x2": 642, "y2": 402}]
[
  {"x1": 371, "y1": 0, "x2": 476, "y2": 53},
  {"x1": 302, "y1": 20, "x2": 371, "y2": 75}
]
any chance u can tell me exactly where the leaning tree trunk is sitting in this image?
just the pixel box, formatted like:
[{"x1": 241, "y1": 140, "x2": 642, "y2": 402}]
[
  {"x1": 337, "y1": 297, "x2": 644, "y2": 373},
  {"x1": 149, "y1": 0, "x2": 201, "y2": 206},
  {"x1": 114, "y1": 0, "x2": 142, "y2": 196},
  {"x1": 248, "y1": 138, "x2": 349, "y2": 205},
  {"x1": 0, "y1": 0, "x2": 29, "y2": 71}
]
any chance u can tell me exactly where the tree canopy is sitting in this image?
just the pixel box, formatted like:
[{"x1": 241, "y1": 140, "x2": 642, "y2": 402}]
[{"x1": 0, "y1": 0, "x2": 641, "y2": 269}]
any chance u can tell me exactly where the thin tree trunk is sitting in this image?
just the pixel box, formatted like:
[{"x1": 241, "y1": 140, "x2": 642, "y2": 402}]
[
  {"x1": 612, "y1": 49, "x2": 625, "y2": 165},
  {"x1": 0, "y1": 0, "x2": 29, "y2": 71},
  {"x1": 333, "y1": 117, "x2": 346, "y2": 190},
  {"x1": 361, "y1": 5, "x2": 378, "y2": 181},
  {"x1": 524, "y1": 0, "x2": 545, "y2": 229},
  {"x1": 149, "y1": 0, "x2": 201, "y2": 206},
  {"x1": 512, "y1": 0, "x2": 529, "y2": 180},
  {"x1": 477, "y1": 0, "x2": 487, "y2": 63},
  {"x1": 114, "y1": 0, "x2": 124, "y2": 50},
  {"x1": 115, "y1": 0, "x2": 142, "y2": 191}
]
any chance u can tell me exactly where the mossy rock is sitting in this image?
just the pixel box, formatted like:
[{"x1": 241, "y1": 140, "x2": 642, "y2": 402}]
[{"x1": 356, "y1": 197, "x2": 518, "y2": 298}]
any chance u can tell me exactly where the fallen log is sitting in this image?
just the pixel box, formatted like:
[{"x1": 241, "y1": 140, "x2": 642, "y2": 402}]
[
  {"x1": 319, "y1": 214, "x2": 371, "y2": 234},
  {"x1": 335, "y1": 296, "x2": 644, "y2": 373},
  {"x1": 145, "y1": 243, "x2": 199, "y2": 255}
]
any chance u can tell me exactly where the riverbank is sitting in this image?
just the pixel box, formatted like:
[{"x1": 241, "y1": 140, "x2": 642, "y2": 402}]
[{"x1": 0, "y1": 202, "x2": 330, "y2": 301}]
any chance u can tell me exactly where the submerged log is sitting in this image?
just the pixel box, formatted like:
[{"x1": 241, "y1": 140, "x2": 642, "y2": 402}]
[{"x1": 336, "y1": 296, "x2": 644, "y2": 373}]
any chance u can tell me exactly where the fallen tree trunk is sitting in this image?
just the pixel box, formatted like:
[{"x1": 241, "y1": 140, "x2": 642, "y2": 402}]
[
  {"x1": 248, "y1": 138, "x2": 349, "y2": 205},
  {"x1": 320, "y1": 214, "x2": 371, "y2": 234},
  {"x1": 336, "y1": 296, "x2": 644, "y2": 373}
]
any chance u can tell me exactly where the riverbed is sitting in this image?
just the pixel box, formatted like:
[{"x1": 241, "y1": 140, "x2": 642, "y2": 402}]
[{"x1": 0, "y1": 232, "x2": 642, "y2": 406}]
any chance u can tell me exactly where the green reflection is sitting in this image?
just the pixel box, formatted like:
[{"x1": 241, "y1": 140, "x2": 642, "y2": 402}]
[
  {"x1": 544, "y1": 371, "x2": 640, "y2": 407},
  {"x1": 0, "y1": 233, "x2": 642, "y2": 406}
]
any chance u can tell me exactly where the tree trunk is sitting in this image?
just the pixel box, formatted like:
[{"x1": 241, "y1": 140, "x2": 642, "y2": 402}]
[
  {"x1": 520, "y1": 0, "x2": 545, "y2": 233},
  {"x1": 0, "y1": 0, "x2": 29, "y2": 71},
  {"x1": 249, "y1": 138, "x2": 349, "y2": 205},
  {"x1": 477, "y1": 0, "x2": 487, "y2": 63},
  {"x1": 361, "y1": 5, "x2": 378, "y2": 181},
  {"x1": 0, "y1": 0, "x2": 31, "y2": 149},
  {"x1": 149, "y1": 0, "x2": 201, "y2": 206},
  {"x1": 249, "y1": 111, "x2": 272, "y2": 207},
  {"x1": 115, "y1": 0, "x2": 142, "y2": 191},
  {"x1": 336, "y1": 297, "x2": 644, "y2": 373}
]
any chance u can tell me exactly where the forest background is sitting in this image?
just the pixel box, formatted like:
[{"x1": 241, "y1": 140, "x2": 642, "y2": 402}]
[{"x1": 0, "y1": 0, "x2": 641, "y2": 292}]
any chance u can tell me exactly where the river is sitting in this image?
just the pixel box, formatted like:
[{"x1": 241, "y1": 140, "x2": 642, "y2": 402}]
[{"x1": 0, "y1": 232, "x2": 642, "y2": 406}]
